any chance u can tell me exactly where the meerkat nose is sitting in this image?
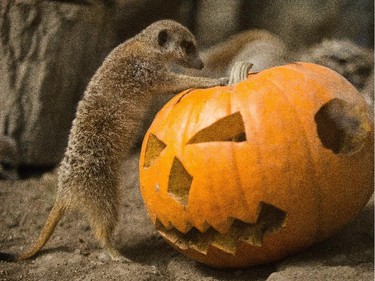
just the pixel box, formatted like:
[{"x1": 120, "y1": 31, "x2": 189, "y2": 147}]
[{"x1": 191, "y1": 58, "x2": 204, "y2": 70}]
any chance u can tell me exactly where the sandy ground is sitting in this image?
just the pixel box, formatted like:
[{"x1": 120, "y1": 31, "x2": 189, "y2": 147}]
[{"x1": 0, "y1": 152, "x2": 373, "y2": 281}]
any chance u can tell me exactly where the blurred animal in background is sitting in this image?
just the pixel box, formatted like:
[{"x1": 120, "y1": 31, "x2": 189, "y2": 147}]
[
  {"x1": 0, "y1": 136, "x2": 19, "y2": 181},
  {"x1": 201, "y1": 29, "x2": 289, "y2": 77},
  {"x1": 298, "y1": 39, "x2": 374, "y2": 106},
  {"x1": 198, "y1": 28, "x2": 374, "y2": 107},
  {"x1": 360, "y1": 70, "x2": 374, "y2": 107}
]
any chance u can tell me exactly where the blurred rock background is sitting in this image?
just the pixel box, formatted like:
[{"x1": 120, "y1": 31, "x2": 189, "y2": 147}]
[{"x1": 0, "y1": 0, "x2": 373, "y2": 169}]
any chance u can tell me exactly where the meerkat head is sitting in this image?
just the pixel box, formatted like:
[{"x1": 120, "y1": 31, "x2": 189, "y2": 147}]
[{"x1": 138, "y1": 20, "x2": 204, "y2": 70}]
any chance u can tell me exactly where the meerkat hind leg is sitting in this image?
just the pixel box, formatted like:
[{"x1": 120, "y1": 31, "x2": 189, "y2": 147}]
[
  {"x1": 95, "y1": 226, "x2": 131, "y2": 262},
  {"x1": 103, "y1": 241, "x2": 129, "y2": 262},
  {"x1": 92, "y1": 213, "x2": 131, "y2": 262}
]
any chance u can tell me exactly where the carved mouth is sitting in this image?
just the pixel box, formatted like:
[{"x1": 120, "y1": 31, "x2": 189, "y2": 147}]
[{"x1": 155, "y1": 202, "x2": 286, "y2": 255}]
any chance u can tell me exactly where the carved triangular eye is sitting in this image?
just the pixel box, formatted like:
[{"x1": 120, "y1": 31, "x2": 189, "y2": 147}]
[
  {"x1": 143, "y1": 133, "x2": 167, "y2": 168},
  {"x1": 187, "y1": 112, "x2": 247, "y2": 144}
]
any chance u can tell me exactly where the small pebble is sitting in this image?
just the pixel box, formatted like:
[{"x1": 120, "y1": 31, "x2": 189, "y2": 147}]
[{"x1": 98, "y1": 253, "x2": 110, "y2": 262}]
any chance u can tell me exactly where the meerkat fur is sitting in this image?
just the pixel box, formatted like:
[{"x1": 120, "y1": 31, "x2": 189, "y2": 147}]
[{"x1": 13, "y1": 20, "x2": 227, "y2": 262}]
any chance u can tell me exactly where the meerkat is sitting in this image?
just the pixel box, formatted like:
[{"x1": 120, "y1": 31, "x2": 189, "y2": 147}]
[
  {"x1": 297, "y1": 39, "x2": 374, "y2": 91},
  {"x1": 297, "y1": 39, "x2": 374, "y2": 106},
  {"x1": 200, "y1": 29, "x2": 288, "y2": 77},
  {"x1": 9, "y1": 20, "x2": 227, "y2": 262}
]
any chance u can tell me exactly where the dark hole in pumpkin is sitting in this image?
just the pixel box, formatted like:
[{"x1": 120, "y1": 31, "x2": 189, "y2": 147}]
[
  {"x1": 187, "y1": 112, "x2": 247, "y2": 144},
  {"x1": 156, "y1": 202, "x2": 286, "y2": 255},
  {"x1": 315, "y1": 98, "x2": 371, "y2": 155},
  {"x1": 168, "y1": 157, "x2": 193, "y2": 207},
  {"x1": 143, "y1": 133, "x2": 167, "y2": 168}
]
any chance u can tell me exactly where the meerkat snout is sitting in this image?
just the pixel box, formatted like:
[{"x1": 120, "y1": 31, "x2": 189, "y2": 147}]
[{"x1": 179, "y1": 39, "x2": 204, "y2": 69}]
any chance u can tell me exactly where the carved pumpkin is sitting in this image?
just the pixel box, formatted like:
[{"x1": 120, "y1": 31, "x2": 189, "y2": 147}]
[{"x1": 139, "y1": 62, "x2": 374, "y2": 268}]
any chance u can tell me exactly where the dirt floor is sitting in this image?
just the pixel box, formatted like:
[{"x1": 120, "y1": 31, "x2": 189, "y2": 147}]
[{"x1": 0, "y1": 152, "x2": 373, "y2": 281}]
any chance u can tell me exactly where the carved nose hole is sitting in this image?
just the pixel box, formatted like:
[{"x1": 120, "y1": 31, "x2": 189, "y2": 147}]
[
  {"x1": 143, "y1": 133, "x2": 167, "y2": 168},
  {"x1": 168, "y1": 157, "x2": 193, "y2": 206},
  {"x1": 187, "y1": 112, "x2": 247, "y2": 144},
  {"x1": 315, "y1": 98, "x2": 372, "y2": 155}
]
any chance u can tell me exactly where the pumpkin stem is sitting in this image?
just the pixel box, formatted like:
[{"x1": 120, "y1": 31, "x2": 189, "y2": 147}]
[{"x1": 228, "y1": 62, "x2": 253, "y2": 85}]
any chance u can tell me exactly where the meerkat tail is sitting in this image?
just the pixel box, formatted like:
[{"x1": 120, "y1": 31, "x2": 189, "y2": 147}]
[{"x1": 17, "y1": 202, "x2": 66, "y2": 261}]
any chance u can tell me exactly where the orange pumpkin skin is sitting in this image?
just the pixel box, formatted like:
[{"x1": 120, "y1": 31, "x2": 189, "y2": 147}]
[{"x1": 139, "y1": 62, "x2": 374, "y2": 268}]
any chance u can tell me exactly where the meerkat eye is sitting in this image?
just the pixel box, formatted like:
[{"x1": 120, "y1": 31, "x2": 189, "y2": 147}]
[
  {"x1": 181, "y1": 40, "x2": 196, "y2": 55},
  {"x1": 158, "y1": 30, "x2": 169, "y2": 47}
]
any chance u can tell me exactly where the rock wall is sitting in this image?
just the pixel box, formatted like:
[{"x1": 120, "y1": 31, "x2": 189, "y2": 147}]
[{"x1": 0, "y1": 1, "x2": 117, "y2": 166}]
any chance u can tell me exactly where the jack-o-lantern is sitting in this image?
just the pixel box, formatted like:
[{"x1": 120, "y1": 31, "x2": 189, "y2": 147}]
[{"x1": 139, "y1": 62, "x2": 374, "y2": 268}]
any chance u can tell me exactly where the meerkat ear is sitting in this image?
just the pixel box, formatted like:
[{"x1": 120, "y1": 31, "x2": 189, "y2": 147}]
[{"x1": 158, "y1": 29, "x2": 169, "y2": 47}]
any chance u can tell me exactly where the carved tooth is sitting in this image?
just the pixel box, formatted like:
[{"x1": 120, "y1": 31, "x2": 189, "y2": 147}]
[
  {"x1": 210, "y1": 235, "x2": 237, "y2": 255},
  {"x1": 239, "y1": 225, "x2": 264, "y2": 246},
  {"x1": 222, "y1": 217, "x2": 236, "y2": 233},
  {"x1": 179, "y1": 222, "x2": 193, "y2": 234},
  {"x1": 155, "y1": 218, "x2": 173, "y2": 231},
  {"x1": 198, "y1": 220, "x2": 210, "y2": 233}
]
